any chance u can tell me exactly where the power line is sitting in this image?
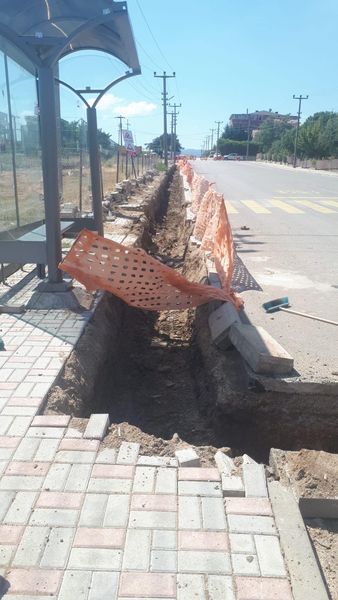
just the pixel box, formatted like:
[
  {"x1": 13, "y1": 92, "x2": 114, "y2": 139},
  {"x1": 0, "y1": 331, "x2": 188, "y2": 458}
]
[{"x1": 135, "y1": 0, "x2": 174, "y2": 71}]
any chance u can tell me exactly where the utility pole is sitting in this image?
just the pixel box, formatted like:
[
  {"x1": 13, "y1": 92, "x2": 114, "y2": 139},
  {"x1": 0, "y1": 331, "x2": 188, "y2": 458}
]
[
  {"x1": 210, "y1": 128, "x2": 216, "y2": 152},
  {"x1": 169, "y1": 102, "x2": 181, "y2": 162},
  {"x1": 115, "y1": 115, "x2": 125, "y2": 183},
  {"x1": 246, "y1": 108, "x2": 250, "y2": 160},
  {"x1": 215, "y1": 120, "x2": 223, "y2": 157},
  {"x1": 154, "y1": 71, "x2": 175, "y2": 168},
  {"x1": 168, "y1": 111, "x2": 174, "y2": 160},
  {"x1": 292, "y1": 94, "x2": 309, "y2": 168}
]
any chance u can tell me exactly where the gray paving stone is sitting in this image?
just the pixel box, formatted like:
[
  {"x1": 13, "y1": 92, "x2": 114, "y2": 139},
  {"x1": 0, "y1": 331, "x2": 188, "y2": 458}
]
[
  {"x1": 79, "y1": 494, "x2": 108, "y2": 527},
  {"x1": 175, "y1": 448, "x2": 200, "y2": 467},
  {"x1": 96, "y1": 448, "x2": 117, "y2": 464},
  {"x1": 155, "y1": 468, "x2": 177, "y2": 494},
  {"x1": 2, "y1": 406, "x2": 37, "y2": 417},
  {"x1": 178, "y1": 496, "x2": 201, "y2": 530},
  {"x1": 12, "y1": 526, "x2": 49, "y2": 566},
  {"x1": 58, "y1": 569, "x2": 92, "y2": 600},
  {"x1": 89, "y1": 571, "x2": 119, "y2": 600},
  {"x1": 0, "y1": 475, "x2": 44, "y2": 491},
  {"x1": 207, "y1": 575, "x2": 235, "y2": 600},
  {"x1": 13, "y1": 437, "x2": 40, "y2": 461},
  {"x1": 0, "y1": 544, "x2": 14, "y2": 566},
  {"x1": 178, "y1": 550, "x2": 231, "y2": 574},
  {"x1": 132, "y1": 466, "x2": 156, "y2": 493},
  {"x1": 103, "y1": 494, "x2": 130, "y2": 527},
  {"x1": 221, "y1": 475, "x2": 245, "y2": 497},
  {"x1": 83, "y1": 414, "x2": 109, "y2": 440},
  {"x1": 7, "y1": 417, "x2": 34, "y2": 437},
  {"x1": 137, "y1": 456, "x2": 178, "y2": 468},
  {"x1": 27, "y1": 427, "x2": 65, "y2": 438},
  {"x1": 254, "y1": 534, "x2": 287, "y2": 576},
  {"x1": 55, "y1": 450, "x2": 96, "y2": 463},
  {"x1": 123, "y1": 529, "x2": 151, "y2": 570},
  {"x1": 29, "y1": 508, "x2": 79, "y2": 527},
  {"x1": 151, "y1": 550, "x2": 177, "y2": 572},
  {"x1": 231, "y1": 552, "x2": 260, "y2": 575},
  {"x1": 229, "y1": 533, "x2": 255, "y2": 553},
  {"x1": 152, "y1": 530, "x2": 177, "y2": 550},
  {"x1": 201, "y1": 497, "x2": 227, "y2": 530},
  {"x1": 34, "y1": 438, "x2": 60, "y2": 462},
  {"x1": 129, "y1": 510, "x2": 176, "y2": 529},
  {"x1": 0, "y1": 416, "x2": 14, "y2": 435},
  {"x1": 178, "y1": 481, "x2": 222, "y2": 497},
  {"x1": 87, "y1": 478, "x2": 132, "y2": 494},
  {"x1": 177, "y1": 574, "x2": 205, "y2": 600},
  {"x1": 40, "y1": 527, "x2": 74, "y2": 568},
  {"x1": 214, "y1": 451, "x2": 235, "y2": 476},
  {"x1": 117, "y1": 442, "x2": 140, "y2": 465},
  {"x1": 64, "y1": 464, "x2": 92, "y2": 492},
  {"x1": 243, "y1": 463, "x2": 268, "y2": 498},
  {"x1": 3, "y1": 491, "x2": 37, "y2": 524},
  {"x1": 0, "y1": 490, "x2": 15, "y2": 521},
  {"x1": 68, "y1": 547, "x2": 122, "y2": 570},
  {"x1": 43, "y1": 463, "x2": 71, "y2": 491},
  {"x1": 0, "y1": 460, "x2": 7, "y2": 475},
  {"x1": 227, "y1": 514, "x2": 276, "y2": 535}
]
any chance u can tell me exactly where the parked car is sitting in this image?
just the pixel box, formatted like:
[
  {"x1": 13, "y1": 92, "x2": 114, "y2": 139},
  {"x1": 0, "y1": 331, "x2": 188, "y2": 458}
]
[
  {"x1": 223, "y1": 153, "x2": 242, "y2": 160},
  {"x1": 213, "y1": 154, "x2": 223, "y2": 160}
]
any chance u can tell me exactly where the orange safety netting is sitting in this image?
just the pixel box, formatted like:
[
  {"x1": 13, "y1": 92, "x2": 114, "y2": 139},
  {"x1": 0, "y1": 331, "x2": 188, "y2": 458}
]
[
  {"x1": 180, "y1": 160, "x2": 194, "y2": 186},
  {"x1": 191, "y1": 175, "x2": 209, "y2": 215},
  {"x1": 193, "y1": 187, "x2": 224, "y2": 242},
  {"x1": 59, "y1": 229, "x2": 237, "y2": 311}
]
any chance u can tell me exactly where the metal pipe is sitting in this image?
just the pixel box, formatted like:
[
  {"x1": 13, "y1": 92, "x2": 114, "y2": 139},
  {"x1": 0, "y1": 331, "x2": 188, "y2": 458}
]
[{"x1": 87, "y1": 106, "x2": 103, "y2": 235}]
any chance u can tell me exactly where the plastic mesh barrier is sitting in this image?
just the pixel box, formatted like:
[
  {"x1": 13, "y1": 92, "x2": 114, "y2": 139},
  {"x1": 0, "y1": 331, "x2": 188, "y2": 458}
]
[
  {"x1": 59, "y1": 229, "x2": 236, "y2": 310},
  {"x1": 191, "y1": 175, "x2": 209, "y2": 215}
]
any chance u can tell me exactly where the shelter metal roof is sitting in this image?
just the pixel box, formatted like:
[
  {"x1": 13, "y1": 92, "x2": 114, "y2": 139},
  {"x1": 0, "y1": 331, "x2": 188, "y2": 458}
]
[{"x1": 0, "y1": 0, "x2": 140, "y2": 71}]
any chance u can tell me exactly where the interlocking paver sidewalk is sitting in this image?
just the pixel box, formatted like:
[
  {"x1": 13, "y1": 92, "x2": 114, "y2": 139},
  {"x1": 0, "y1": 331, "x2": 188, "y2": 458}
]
[{"x1": 0, "y1": 269, "x2": 294, "y2": 599}]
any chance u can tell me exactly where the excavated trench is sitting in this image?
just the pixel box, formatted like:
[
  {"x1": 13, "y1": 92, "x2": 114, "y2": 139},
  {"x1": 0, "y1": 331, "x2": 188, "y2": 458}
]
[{"x1": 45, "y1": 168, "x2": 338, "y2": 463}]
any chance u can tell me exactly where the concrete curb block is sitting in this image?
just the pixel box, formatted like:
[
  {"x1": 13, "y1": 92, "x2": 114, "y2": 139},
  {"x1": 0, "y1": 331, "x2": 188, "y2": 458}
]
[{"x1": 268, "y1": 481, "x2": 330, "y2": 600}]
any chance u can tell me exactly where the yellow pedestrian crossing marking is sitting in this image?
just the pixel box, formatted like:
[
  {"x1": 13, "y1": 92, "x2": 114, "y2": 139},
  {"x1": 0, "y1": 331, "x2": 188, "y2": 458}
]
[
  {"x1": 270, "y1": 200, "x2": 304, "y2": 214},
  {"x1": 320, "y1": 200, "x2": 338, "y2": 209},
  {"x1": 241, "y1": 200, "x2": 271, "y2": 214},
  {"x1": 295, "y1": 200, "x2": 337, "y2": 213},
  {"x1": 224, "y1": 200, "x2": 238, "y2": 214}
]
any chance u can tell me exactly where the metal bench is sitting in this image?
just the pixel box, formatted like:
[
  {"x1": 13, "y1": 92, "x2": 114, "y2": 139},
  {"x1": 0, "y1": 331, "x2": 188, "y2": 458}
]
[{"x1": 0, "y1": 221, "x2": 74, "y2": 281}]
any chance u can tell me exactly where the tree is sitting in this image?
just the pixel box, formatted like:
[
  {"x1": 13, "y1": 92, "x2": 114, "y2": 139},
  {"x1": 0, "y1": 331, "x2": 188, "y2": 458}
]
[
  {"x1": 221, "y1": 124, "x2": 248, "y2": 142},
  {"x1": 146, "y1": 133, "x2": 182, "y2": 157},
  {"x1": 254, "y1": 118, "x2": 293, "y2": 153}
]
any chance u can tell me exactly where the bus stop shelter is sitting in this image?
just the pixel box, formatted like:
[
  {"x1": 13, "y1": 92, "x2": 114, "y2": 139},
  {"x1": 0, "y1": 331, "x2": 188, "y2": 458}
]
[{"x1": 0, "y1": 0, "x2": 140, "y2": 285}]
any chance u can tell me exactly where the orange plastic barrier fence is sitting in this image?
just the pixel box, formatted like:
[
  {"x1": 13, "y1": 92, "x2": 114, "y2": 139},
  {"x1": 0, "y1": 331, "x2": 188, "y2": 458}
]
[
  {"x1": 59, "y1": 229, "x2": 236, "y2": 311},
  {"x1": 191, "y1": 175, "x2": 209, "y2": 215}
]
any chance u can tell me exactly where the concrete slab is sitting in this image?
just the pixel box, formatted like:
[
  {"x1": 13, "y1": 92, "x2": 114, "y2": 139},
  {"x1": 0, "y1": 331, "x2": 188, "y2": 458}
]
[{"x1": 229, "y1": 323, "x2": 294, "y2": 375}]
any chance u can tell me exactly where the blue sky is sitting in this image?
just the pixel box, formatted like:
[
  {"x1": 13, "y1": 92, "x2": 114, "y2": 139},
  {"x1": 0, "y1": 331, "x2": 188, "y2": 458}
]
[{"x1": 57, "y1": 0, "x2": 338, "y2": 149}]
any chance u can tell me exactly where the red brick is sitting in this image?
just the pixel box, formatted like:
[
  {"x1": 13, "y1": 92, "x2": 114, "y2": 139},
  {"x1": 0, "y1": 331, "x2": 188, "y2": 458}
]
[
  {"x1": 59, "y1": 438, "x2": 100, "y2": 451},
  {"x1": 5, "y1": 461, "x2": 50, "y2": 476},
  {"x1": 32, "y1": 415, "x2": 70, "y2": 427},
  {"x1": 7, "y1": 397, "x2": 42, "y2": 406},
  {"x1": 119, "y1": 573, "x2": 176, "y2": 597},
  {"x1": 7, "y1": 568, "x2": 62, "y2": 595},
  {"x1": 131, "y1": 494, "x2": 177, "y2": 512},
  {"x1": 0, "y1": 525, "x2": 23, "y2": 544},
  {"x1": 36, "y1": 491, "x2": 84, "y2": 509},
  {"x1": 91, "y1": 464, "x2": 134, "y2": 478},
  {"x1": 0, "y1": 382, "x2": 17, "y2": 389},
  {"x1": 0, "y1": 436, "x2": 20, "y2": 448},
  {"x1": 236, "y1": 577, "x2": 293, "y2": 599},
  {"x1": 179, "y1": 530, "x2": 228, "y2": 551},
  {"x1": 74, "y1": 527, "x2": 125, "y2": 548},
  {"x1": 225, "y1": 498, "x2": 272, "y2": 516},
  {"x1": 178, "y1": 467, "x2": 220, "y2": 481}
]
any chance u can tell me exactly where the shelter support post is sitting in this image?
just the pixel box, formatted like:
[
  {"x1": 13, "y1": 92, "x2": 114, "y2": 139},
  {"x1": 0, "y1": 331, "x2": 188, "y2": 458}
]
[
  {"x1": 87, "y1": 106, "x2": 103, "y2": 236},
  {"x1": 38, "y1": 66, "x2": 62, "y2": 283}
]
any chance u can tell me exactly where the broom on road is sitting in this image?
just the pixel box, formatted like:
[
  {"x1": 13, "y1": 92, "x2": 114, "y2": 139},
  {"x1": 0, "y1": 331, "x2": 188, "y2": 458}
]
[{"x1": 262, "y1": 297, "x2": 338, "y2": 326}]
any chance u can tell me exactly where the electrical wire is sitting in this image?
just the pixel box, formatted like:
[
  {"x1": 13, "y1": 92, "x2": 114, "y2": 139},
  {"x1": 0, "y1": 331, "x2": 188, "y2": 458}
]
[{"x1": 135, "y1": 0, "x2": 175, "y2": 72}]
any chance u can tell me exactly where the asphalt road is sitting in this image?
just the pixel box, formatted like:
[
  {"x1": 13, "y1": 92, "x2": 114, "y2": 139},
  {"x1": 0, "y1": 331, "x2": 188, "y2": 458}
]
[{"x1": 192, "y1": 159, "x2": 338, "y2": 385}]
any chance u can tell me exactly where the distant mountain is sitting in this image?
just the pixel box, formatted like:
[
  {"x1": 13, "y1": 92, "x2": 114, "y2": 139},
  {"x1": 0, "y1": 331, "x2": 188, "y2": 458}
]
[{"x1": 180, "y1": 148, "x2": 201, "y2": 157}]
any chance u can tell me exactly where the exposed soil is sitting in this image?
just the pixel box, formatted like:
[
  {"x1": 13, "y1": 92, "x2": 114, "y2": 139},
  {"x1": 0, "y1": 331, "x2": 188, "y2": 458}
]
[{"x1": 93, "y1": 171, "x2": 228, "y2": 465}]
